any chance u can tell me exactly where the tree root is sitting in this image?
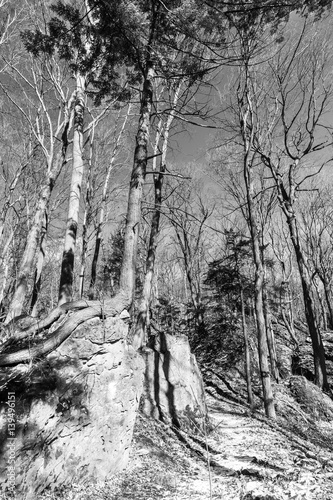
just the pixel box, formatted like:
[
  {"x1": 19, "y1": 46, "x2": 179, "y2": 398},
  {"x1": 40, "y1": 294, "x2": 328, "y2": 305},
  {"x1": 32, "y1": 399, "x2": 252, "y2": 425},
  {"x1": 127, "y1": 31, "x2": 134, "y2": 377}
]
[
  {"x1": 0, "y1": 293, "x2": 129, "y2": 367},
  {"x1": 7, "y1": 299, "x2": 95, "y2": 341}
]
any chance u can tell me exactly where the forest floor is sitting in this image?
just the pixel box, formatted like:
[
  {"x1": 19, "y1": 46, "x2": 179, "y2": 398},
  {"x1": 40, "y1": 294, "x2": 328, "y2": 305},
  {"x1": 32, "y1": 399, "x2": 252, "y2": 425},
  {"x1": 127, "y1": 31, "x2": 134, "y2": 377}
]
[
  {"x1": 17, "y1": 362, "x2": 330, "y2": 500},
  {"x1": 106, "y1": 380, "x2": 333, "y2": 500},
  {"x1": 47, "y1": 370, "x2": 333, "y2": 500}
]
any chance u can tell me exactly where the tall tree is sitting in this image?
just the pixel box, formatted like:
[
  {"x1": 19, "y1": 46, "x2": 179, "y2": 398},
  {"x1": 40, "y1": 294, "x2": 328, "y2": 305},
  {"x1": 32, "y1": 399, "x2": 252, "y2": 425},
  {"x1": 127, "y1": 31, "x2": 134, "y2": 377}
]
[
  {"x1": 0, "y1": 43, "x2": 74, "y2": 323},
  {"x1": 300, "y1": 188, "x2": 333, "y2": 330},
  {"x1": 206, "y1": 230, "x2": 255, "y2": 407},
  {"x1": 252, "y1": 20, "x2": 333, "y2": 389},
  {"x1": 232, "y1": 19, "x2": 276, "y2": 418},
  {"x1": 87, "y1": 104, "x2": 131, "y2": 300}
]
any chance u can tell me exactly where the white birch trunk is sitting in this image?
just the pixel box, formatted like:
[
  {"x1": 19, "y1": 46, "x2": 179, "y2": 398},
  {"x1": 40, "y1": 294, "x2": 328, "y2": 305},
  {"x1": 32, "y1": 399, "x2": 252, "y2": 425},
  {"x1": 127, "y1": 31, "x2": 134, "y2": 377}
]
[
  {"x1": 58, "y1": 73, "x2": 86, "y2": 305},
  {"x1": 5, "y1": 182, "x2": 52, "y2": 323},
  {"x1": 118, "y1": 66, "x2": 154, "y2": 303}
]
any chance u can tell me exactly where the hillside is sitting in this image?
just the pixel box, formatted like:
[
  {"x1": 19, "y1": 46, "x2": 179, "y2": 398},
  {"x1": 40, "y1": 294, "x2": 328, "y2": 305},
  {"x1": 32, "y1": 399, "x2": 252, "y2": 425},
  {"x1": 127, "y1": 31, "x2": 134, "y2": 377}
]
[{"x1": 32, "y1": 371, "x2": 333, "y2": 500}]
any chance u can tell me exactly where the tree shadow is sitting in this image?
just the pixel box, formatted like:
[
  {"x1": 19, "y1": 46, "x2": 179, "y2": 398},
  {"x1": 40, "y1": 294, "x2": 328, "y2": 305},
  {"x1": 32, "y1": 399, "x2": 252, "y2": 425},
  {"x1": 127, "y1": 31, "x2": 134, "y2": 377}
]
[
  {"x1": 159, "y1": 332, "x2": 180, "y2": 428},
  {"x1": 205, "y1": 389, "x2": 248, "y2": 418},
  {"x1": 144, "y1": 333, "x2": 203, "y2": 429},
  {"x1": 205, "y1": 380, "x2": 246, "y2": 406},
  {"x1": 205, "y1": 368, "x2": 247, "y2": 398}
]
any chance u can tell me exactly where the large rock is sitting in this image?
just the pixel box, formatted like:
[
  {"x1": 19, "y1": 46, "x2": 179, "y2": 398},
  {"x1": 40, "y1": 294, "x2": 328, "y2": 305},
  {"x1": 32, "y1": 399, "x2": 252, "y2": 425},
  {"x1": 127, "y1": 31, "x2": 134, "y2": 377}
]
[
  {"x1": 141, "y1": 332, "x2": 207, "y2": 430},
  {"x1": 0, "y1": 316, "x2": 145, "y2": 499},
  {"x1": 288, "y1": 375, "x2": 333, "y2": 420}
]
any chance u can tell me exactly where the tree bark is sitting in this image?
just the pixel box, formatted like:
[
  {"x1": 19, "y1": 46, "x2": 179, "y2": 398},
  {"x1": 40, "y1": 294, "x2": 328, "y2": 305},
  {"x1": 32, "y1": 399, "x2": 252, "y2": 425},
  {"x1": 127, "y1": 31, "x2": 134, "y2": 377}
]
[
  {"x1": 312, "y1": 274, "x2": 328, "y2": 331},
  {"x1": 132, "y1": 166, "x2": 164, "y2": 350},
  {"x1": 320, "y1": 276, "x2": 333, "y2": 330},
  {"x1": 286, "y1": 211, "x2": 328, "y2": 389},
  {"x1": 241, "y1": 70, "x2": 276, "y2": 418},
  {"x1": 4, "y1": 177, "x2": 55, "y2": 324},
  {"x1": 58, "y1": 73, "x2": 86, "y2": 305},
  {"x1": 263, "y1": 288, "x2": 279, "y2": 382},
  {"x1": 118, "y1": 66, "x2": 154, "y2": 305},
  {"x1": 241, "y1": 288, "x2": 254, "y2": 408},
  {"x1": 30, "y1": 211, "x2": 48, "y2": 317},
  {"x1": 79, "y1": 126, "x2": 95, "y2": 298},
  {"x1": 249, "y1": 218, "x2": 275, "y2": 418},
  {"x1": 29, "y1": 131, "x2": 70, "y2": 314}
]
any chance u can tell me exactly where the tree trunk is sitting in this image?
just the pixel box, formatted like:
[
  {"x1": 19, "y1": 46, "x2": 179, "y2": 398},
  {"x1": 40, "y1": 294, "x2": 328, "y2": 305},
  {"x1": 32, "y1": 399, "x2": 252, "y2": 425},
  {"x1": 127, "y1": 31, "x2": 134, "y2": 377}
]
[
  {"x1": 5, "y1": 178, "x2": 54, "y2": 324},
  {"x1": 89, "y1": 233, "x2": 101, "y2": 300},
  {"x1": 241, "y1": 81, "x2": 276, "y2": 418},
  {"x1": 322, "y1": 278, "x2": 333, "y2": 330},
  {"x1": 312, "y1": 275, "x2": 327, "y2": 331},
  {"x1": 30, "y1": 211, "x2": 48, "y2": 317},
  {"x1": 79, "y1": 204, "x2": 89, "y2": 299},
  {"x1": 286, "y1": 213, "x2": 328, "y2": 389},
  {"x1": 133, "y1": 81, "x2": 185, "y2": 349},
  {"x1": 246, "y1": 190, "x2": 275, "y2": 417},
  {"x1": 263, "y1": 288, "x2": 279, "y2": 382},
  {"x1": 88, "y1": 107, "x2": 130, "y2": 299},
  {"x1": 241, "y1": 288, "x2": 254, "y2": 408},
  {"x1": 26, "y1": 131, "x2": 70, "y2": 317},
  {"x1": 132, "y1": 167, "x2": 164, "y2": 350},
  {"x1": 79, "y1": 127, "x2": 94, "y2": 298},
  {"x1": 118, "y1": 66, "x2": 154, "y2": 305},
  {"x1": 58, "y1": 73, "x2": 86, "y2": 305},
  {"x1": 280, "y1": 280, "x2": 298, "y2": 346}
]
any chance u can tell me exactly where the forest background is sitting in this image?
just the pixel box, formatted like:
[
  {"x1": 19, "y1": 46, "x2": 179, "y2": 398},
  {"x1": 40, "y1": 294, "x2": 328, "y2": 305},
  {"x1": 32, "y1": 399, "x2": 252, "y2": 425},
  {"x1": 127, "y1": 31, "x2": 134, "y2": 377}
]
[{"x1": 0, "y1": 0, "x2": 333, "y2": 425}]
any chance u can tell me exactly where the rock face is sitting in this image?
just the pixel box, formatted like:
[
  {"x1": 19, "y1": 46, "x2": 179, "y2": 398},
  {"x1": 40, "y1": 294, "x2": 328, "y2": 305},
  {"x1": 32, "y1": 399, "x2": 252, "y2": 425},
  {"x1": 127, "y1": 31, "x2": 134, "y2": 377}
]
[
  {"x1": 288, "y1": 375, "x2": 333, "y2": 420},
  {"x1": 0, "y1": 317, "x2": 145, "y2": 499},
  {"x1": 141, "y1": 333, "x2": 207, "y2": 430}
]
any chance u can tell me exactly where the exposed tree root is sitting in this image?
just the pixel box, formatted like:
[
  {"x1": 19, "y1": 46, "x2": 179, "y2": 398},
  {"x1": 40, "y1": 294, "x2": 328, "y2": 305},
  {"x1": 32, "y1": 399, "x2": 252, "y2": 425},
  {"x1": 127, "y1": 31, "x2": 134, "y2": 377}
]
[{"x1": 0, "y1": 292, "x2": 129, "y2": 367}]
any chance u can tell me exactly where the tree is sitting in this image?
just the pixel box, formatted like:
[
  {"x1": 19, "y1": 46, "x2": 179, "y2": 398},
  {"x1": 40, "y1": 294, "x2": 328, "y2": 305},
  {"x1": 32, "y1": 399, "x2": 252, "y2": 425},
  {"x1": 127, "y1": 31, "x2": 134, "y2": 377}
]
[
  {"x1": 269, "y1": 221, "x2": 299, "y2": 347},
  {"x1": 205, "y1": 229, "x2": 255, "y2": 406},
  {"x1": 133, "y1": 67, "x2": 208, "y2": 348},
  {"x1": 219, "y1": 9, "x2": 278, "y2": 417},
  {"x1": 0, "y1": 0, "x2": 210, "y2": 363},
  {"x1": 87, "y1": 104, "x2": 131, "y2": 300},
  {"x1": 0, "y1": 40, "x2": 73, "y2": 323},
  {"x1": 252, "y1": 19, "x2": 333, "y2": 389},
  {"x1": 166, "y1": 182, "x2": 212, "y2": 336},
  {"x1": 300, "y1": 188, "x2": 333, "y2": 330}
]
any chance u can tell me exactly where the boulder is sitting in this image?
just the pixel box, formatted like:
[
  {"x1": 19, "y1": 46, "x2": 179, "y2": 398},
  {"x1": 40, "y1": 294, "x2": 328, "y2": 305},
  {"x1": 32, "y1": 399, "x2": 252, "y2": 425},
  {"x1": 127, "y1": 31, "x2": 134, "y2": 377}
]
[
  {"x1": 140, "y1": 332, "x2": 207, "y2": 431},
  {"x1": 0, "y1": 316, "x2": 145, "y2": 499},
  {"x1": 288, "y1": 375, "x2": 333, "y2": 420}
]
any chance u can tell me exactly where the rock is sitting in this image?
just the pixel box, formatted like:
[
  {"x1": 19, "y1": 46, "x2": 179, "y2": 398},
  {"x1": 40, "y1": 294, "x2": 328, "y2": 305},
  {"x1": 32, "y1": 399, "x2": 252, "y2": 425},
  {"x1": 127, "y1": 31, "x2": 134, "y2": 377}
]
[
  {"x1": 140, "y1": 332, "x2": 207, "y2": 431},
  {"x1": 242, "y1": 480, "x2": 280, "y2": 500},
  {"x1": 288, "y1": 375, "x2": 333, "y2": 420},
  {"x1": 0, "y1": 316, "x2": 145, "y2": 499}
]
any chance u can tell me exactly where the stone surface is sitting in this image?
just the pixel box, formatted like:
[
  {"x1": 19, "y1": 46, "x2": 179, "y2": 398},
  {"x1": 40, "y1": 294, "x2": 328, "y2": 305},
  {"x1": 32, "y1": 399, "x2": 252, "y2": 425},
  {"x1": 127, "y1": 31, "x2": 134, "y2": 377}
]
[
  {"x1": 0, "y1": 316, "x2": 145, "y2": 499},
  {"x1": 288, "y1": 375, "x2": 333, "y2": 420},
  {"x1": 140, "y1": 333, "x2": 207, "y2": 430}
]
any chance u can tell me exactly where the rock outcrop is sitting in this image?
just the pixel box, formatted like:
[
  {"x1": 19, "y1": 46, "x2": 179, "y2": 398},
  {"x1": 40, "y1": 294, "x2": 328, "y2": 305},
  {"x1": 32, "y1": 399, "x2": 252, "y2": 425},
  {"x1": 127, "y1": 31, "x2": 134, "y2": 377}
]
[
  {"x1": 141, "y1": 332, "x2": 207, "y2": 430},
  {"x1": 0, "y1": 316, "x2": 144, "y2": 499}
]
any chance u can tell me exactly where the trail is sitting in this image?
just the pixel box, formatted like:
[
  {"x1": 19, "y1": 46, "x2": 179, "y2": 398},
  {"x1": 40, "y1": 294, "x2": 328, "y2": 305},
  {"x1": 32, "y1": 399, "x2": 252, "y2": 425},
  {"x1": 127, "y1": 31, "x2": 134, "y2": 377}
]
[{"x1": 102, "y1": 371, "x2": 333, "y2": 500}]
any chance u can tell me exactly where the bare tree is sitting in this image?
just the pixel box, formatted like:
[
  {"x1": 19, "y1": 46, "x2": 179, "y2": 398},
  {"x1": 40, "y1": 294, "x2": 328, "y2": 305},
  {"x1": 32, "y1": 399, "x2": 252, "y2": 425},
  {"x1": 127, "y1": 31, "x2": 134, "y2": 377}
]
[
  {"x1": 58, "y1": 72, "x2": 86, "y2": 304},
  {"x1": 87, "y1": 104, "x2": 131, "y2": 299},
  {"x1": 0, "y1": 49, "x2": 74, "y2": 323},
  {"x1": 253, "y1": 20, "x2": 333, "y2": 389},
  {"x1": 300, "y1": 188, "x2": 333, "y2": 330}
]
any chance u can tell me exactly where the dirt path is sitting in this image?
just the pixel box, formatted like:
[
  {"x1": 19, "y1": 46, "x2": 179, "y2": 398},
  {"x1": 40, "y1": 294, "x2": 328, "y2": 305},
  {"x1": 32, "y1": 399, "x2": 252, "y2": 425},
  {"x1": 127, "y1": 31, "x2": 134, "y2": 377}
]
[
  {"x1": 168, "y1": 391, "x2": 333, "y2": 500},
  {"x1": 104, "y1": 375, "x2": 333, "y2": 500}
]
